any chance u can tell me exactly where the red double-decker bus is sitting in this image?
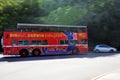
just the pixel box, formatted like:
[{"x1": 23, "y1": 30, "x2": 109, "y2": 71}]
[{"x1": 2, "y1": 23, "x2": 88, "y2": 57}]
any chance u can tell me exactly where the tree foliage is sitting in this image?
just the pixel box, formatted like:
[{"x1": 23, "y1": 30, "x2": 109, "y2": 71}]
[
  {"x1": 0, "y1": 0, "x2": 46, "y2": 29},
  {"x1": 84, "y1": 0, "x2": 120, "y2": 47},
  {"x1": 42, "y1": 6, "x2": 87, "y2": 25}
]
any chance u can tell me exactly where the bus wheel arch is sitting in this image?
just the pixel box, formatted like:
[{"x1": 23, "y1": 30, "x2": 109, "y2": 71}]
[
  {"x1": 19, "y1": 49, "x2": 29, "y2": 57},
  {"x1": 32, "y1": 48, "x2": 41, "y2": 56},
  {"x1": 72, "y1": 48, "x2": 79, "y2": 54}
]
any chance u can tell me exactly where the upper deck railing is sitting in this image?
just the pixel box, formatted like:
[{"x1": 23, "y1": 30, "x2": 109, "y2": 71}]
[
  {"x1": 17, "y1": 23, "x2": 86, "y2": 28},
  {"x1": 4, "y1": 23, "x2": 87, "y2": 32}
]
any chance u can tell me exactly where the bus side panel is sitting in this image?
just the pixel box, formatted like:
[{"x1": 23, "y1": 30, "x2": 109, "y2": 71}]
[{"x1": 77, "y1": 45, "x2": 88, "y2": 53}]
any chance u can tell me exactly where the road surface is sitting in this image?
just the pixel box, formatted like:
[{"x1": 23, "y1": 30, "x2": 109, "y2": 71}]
[{"x1": 0, "y1": 52, "x2": 120, "y2": 80}]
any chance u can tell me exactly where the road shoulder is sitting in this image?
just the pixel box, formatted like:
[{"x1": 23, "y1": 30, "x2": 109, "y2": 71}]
[{"x1": 91, "y1": 69, "x2": 120, "y2": 80}]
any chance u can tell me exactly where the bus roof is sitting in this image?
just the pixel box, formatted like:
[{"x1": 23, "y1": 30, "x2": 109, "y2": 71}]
[{"x1": 17, "y1": 23, "x2": 87, "y2": 29}]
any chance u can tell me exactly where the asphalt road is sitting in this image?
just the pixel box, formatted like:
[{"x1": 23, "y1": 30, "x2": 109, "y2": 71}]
[{"x1": 0, "y1": 52, "x2": 120, "y2": 80}]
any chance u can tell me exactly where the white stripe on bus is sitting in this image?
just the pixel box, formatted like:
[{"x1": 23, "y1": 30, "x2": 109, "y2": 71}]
[{"x1": 3, "y1": 44, "x2": 87, "y2": 48}]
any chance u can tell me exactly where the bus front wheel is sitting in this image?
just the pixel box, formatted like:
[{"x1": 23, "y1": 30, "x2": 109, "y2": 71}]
[
  {"x1": 72, "y1": 48, "x2": 79, "y2": 54},
  {"x1": 19, "y1": 49, "x2": 29, "y2": 57},
  {"x1": 32, "y1": 49, "x2": 41, "y2": 56}
]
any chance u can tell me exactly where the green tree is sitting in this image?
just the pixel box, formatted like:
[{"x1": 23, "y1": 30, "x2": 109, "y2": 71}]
[
  {"x1": 40, "y1": 0, "x2": 90, "y2": 13},
  {"x1": 0, "y1": 0, "x2": 46, "y2": 30},
  {"x1": 80, "y1": 0, "x2": 120, "y2": 47},
  {"x1": 42, "y1": 6, "x2": 87, "y2": 25},
  {"x1": 0, "y1": 0, "x2": 19, "y2": 34}
]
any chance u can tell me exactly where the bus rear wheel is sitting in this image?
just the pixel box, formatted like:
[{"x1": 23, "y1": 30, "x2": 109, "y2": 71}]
[
  {"x1": 72, "y1": 48, "x2": 79, "y2": 54},
  {"x1": 32, "y1": 49, "x2": 41, "y2": 56},
  {"x1": 19, "y1": 49, "x2": 29, "y2": 57}
]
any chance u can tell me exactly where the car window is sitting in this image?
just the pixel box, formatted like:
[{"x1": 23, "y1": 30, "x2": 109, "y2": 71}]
[{"x1": 99, "y1": 45, "x2": 110, "y2": 48}]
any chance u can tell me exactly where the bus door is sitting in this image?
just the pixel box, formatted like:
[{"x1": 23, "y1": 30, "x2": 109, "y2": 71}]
[{"x1": 64, "y1": 32, "x2": 77, "y2": 52}]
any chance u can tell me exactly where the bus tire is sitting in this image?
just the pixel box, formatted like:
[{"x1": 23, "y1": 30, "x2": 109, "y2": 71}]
[
  {"x1": 72, "y1": 48, "x2": 79, "y2": 54},
  {"x1": 19, "y1": 49, "x2": 29, "y2": 57},
  {"x1": 32, "y1": 49, "x2": 41, "y2": 56}
]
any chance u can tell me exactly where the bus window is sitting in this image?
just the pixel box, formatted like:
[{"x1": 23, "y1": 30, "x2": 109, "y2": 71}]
[
  {"x1": 50, "y1": 27, "x2": 59, "y2": 32},
  {"x1": 36, "y1": 40, "x2": 41, "y2": 45},
  {"x1": 69, "y1": 40, "x2": 78, "y2": 45},
  {"x1": 74, "y1": 40, "x2": 78, "y2": 44},
  {"x1": 24, "y1": 40, "x2": 29, "y2": 45},
  {"x1": 60, "y1": 40, "x2": 64, "y2": 45},
  {"x1": 32, "y1": 40, "x2": 36, "y2": 45},
  {"x1": 18, "y1": 41, "x2": 24, "y2": 45},
  {"x1": 60, "y1": 40, "x2": 68, "y2": 45},
  {"x1": 12, "y1": 40, "x2": 16, "y2": 45},
  {"x1": 41, "y1": 28, "x2": 50, "y2": 32},
  {"x1": 81, "y1": 39, "x2": 87, "y2": 44},
  {"x1": 68, "y1": 27, "x2": 78, "y2": 32},
  {"x1": 32, "y1": 40, "x2": 41, "y2": 45},
  {"x1": 42, "y1": 40, "x2": 48, "y2": 45},
  {"x1": 65, "y1": 40, "x2": 68, "y2": 44},
  {"x1": 18, "y1": 40, "x2": 29, "y2": 45},
  {"x1": 78, "y1": 28, "x2": 86, "y2": 32}
]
